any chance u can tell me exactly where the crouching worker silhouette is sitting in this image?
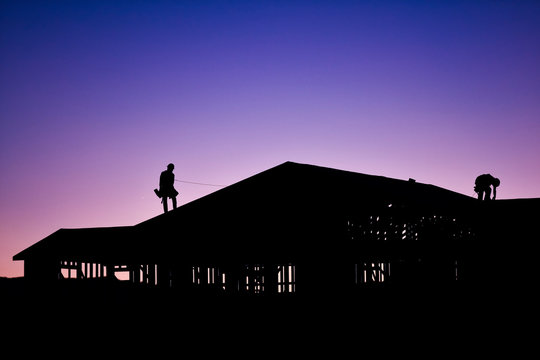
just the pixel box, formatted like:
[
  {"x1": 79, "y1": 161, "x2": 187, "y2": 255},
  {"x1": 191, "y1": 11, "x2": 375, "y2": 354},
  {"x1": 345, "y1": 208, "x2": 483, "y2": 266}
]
[
  {"x1": 154, "y1": 163, "x2": 179, "y2": 212},
  {"x1": 474, "y1": 174, "x2": 500, "y2": 201}
]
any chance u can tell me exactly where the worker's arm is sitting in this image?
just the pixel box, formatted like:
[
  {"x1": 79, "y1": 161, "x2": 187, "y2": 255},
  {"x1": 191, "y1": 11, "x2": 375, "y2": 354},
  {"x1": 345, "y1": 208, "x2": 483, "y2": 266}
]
[{"x1": 492, "y1": 186, "x2": 497, "y2": 200}]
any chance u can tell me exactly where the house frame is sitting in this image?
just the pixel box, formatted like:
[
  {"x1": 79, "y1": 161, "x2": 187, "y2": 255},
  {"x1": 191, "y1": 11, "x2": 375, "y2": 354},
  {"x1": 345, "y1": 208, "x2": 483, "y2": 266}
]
[{"x1": 13, "y1": 162, "x2": 538, "y2": 299}]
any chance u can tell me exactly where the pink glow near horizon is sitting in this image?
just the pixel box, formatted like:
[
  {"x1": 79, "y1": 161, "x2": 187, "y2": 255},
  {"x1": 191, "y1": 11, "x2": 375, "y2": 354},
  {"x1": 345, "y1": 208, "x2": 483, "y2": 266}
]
[{"x1": 1, "y1": 1, "x2": 539, "y2": 277}]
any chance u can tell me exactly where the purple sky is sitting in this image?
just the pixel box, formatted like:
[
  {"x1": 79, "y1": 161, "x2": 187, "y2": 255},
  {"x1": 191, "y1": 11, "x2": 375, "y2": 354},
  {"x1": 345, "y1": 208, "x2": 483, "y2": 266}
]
[{"x1": 1, "y1": 0, "x2": 540, "y2": 277}]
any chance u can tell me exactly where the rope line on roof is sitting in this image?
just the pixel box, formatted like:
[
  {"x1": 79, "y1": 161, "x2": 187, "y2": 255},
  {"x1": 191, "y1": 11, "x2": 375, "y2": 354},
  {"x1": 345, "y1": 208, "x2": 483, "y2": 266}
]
[{"x1": 174, "y1": 179, "x2": 226, "y2": 187}]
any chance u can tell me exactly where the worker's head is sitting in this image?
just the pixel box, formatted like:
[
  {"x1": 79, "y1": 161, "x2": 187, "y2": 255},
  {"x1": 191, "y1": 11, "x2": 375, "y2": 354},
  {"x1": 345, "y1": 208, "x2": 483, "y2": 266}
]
[
  {"x1": 493, "y1": 178, "x2": 500, "y2": 187},
  {"x1": 167, "y1": 163, "x2": 174, "y2": 171}
]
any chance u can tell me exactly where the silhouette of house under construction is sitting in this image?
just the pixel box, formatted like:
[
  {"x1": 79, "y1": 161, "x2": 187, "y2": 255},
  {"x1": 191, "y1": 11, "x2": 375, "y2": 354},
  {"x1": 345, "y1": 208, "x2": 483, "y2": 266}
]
[{"x1": 13, "y1": 162, "x2": 540, "y2": 299}]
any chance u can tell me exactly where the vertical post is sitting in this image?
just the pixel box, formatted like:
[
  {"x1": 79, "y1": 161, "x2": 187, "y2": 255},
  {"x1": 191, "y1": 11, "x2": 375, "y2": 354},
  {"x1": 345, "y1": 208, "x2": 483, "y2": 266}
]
[
  {"x1": 141, "y1": 264, "x2": 147, "y2": 285},
  {"x1": 148, "y1": 264, "x2": 156, "y2": 286},
  {"x1": 76, "y1": 262, "x2": 83, "y2": 279},
  {"x1": 105, "y1": 263, "x2": 114, "y2": 280},
  {"x1": 157, "y1": 264, "x2": 168, "y2": 288},
  {"x1": 132, "y1": 264, "x2": 140, "y2": 283}
]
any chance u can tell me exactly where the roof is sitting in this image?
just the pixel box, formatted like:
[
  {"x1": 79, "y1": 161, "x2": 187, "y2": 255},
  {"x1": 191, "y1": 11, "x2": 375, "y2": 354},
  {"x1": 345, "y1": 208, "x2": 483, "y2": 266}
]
[
  {"x1": 13, "y1": 161, "x2": 481, "y2": 262},
  {"x1": 138, "y1": 161, "x2": 475, "y2": 226},
  {"x1": 13, "y1": 227, "x2": 134, "y2": 261}
]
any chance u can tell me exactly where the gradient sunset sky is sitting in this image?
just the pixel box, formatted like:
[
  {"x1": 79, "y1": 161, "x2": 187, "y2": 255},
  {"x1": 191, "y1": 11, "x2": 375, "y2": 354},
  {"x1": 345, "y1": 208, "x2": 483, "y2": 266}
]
[{"x1": 1, "y1": 0, "x2": 539, "y2": 277}]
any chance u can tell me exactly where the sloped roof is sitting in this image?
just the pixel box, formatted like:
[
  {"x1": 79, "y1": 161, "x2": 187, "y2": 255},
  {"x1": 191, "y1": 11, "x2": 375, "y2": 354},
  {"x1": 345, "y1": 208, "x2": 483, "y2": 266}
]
[
  {"x1": 137, "y1": 161, "x2": 474, "y2": 227},
  {"x1": 14, "y1": 162, "x2": 476, "y2": 262},
  {"x1": 13, "y1": 227, "x2": 134, "y2": 261}
]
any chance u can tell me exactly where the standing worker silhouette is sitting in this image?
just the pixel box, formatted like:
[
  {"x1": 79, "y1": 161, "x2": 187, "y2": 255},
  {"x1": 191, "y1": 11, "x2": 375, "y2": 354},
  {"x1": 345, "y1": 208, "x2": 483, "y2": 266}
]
[
  {"x1": 155, "y1": 163, "x2": 179, "y2": 212},
  {"x1": 474, "y1": 174, "x2": 500, "y2": 201}
]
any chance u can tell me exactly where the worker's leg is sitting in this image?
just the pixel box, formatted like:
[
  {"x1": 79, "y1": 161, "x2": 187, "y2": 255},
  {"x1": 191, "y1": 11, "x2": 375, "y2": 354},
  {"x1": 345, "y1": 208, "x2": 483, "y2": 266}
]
[
  {"x1": 163, "y1": 197, "x2": 169, "y2": 212},
  {"x1": 172, "y1": 196, "x2": 177, "y2": 210},
  {"x1": 485, "y1": 187, "x2": 491, "y2": 201}
]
